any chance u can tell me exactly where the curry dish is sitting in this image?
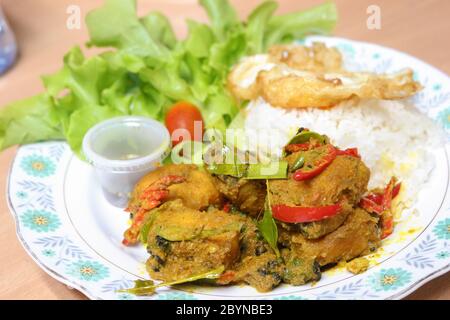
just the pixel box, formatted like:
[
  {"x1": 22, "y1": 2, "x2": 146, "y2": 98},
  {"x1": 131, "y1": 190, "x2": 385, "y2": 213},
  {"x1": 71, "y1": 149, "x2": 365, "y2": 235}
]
[{"x1": 122, "y1": 129, "x2": 400, "y2": 293}]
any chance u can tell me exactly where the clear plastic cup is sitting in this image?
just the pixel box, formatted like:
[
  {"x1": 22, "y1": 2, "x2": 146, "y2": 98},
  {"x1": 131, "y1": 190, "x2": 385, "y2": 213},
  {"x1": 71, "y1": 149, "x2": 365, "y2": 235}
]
[{"x1": 82, "y1": 116, "x2": 171, "y2": 208}]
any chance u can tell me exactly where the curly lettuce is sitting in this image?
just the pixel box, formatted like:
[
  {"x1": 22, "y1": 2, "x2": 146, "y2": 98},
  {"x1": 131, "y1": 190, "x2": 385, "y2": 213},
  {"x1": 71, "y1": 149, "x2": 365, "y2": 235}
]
[{"x1": 0, "y1": 0, "x2": 337, "y2": 157}]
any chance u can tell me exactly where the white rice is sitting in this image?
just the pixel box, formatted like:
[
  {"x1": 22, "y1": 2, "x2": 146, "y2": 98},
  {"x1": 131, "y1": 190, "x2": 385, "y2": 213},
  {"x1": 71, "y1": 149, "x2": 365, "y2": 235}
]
[{"x1": 241, "y1": 98, "x2": 446, "y2": 204}]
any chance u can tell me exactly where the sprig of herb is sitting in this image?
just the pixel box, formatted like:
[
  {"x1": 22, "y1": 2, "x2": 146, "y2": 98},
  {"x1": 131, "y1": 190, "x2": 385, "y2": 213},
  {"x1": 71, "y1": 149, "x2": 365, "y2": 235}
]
[
  {"x1": 117, "y1": 265, "x2": 225, "y2": 296},
  {"x1": 257, "y1": 180, "x2": 280, "y2": 257}
]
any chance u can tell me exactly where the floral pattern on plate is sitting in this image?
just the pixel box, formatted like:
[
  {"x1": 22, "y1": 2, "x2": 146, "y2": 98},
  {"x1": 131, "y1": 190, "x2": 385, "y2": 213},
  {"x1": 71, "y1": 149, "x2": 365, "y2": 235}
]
[
  {"x1": 433, "y1": 218, "x2": 450, "y2": 240},
  {"x1": 20, "y1": 209, "x2": 61, "y2": 233},
  {"x1": 66, "y1": 260, "x2": 110, "y2": 282},
  {"x1": 20, "y1": 154, "x2": 56, "y2": 178},
  {"x1": 367, "y1": 268, "x2": 412, "y2": 292}
]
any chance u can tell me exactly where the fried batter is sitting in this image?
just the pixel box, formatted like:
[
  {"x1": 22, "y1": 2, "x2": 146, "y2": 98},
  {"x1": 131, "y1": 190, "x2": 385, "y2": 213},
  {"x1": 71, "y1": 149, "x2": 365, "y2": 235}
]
[
  {"x1": 269, "y1": 153, "x2": 370, "y2": 239},
  {"x1": 227, "y1": 42, "x2": 422, "y2": 108},
  {"x1": 213, "y1": 175, "x2": 266, "y2": 216},
  {"x1": 269, "y1": 155, "x2": 370, "y2": 207},
  {"x1": 257, "y1": 66, "x2": 421, "y2": 108},
  {"x1": 146, "y1": 200, "x2": 244, "y2": 281},
  {"x1": 128, "y1": 164, "x2": 221, "y2": 212},
  {"x1": 268, "y1": 42, "x2": 343, "y2": 72},
  {"x1": 280, "y1": 208, "x2": 380, "y2": 266},
  {"x1": 217, "y1": 216, "x2": 284, "y2": 292}
]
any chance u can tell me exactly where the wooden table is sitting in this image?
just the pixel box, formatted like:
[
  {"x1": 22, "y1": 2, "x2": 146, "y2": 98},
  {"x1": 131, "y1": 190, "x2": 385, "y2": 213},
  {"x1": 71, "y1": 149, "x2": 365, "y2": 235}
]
[{"x1": 0, "y1": 0, "x2": 449, "y2": 300}]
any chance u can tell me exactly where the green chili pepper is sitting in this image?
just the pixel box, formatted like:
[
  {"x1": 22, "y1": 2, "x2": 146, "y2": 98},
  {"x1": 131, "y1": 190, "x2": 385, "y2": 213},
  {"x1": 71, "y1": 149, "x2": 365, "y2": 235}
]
[
  {"x1": 287, "y1": 130, "x2": 327, "y2": 146},
  {"x1": 290, "y1": 156, "x2": 305, "y2": 172}
]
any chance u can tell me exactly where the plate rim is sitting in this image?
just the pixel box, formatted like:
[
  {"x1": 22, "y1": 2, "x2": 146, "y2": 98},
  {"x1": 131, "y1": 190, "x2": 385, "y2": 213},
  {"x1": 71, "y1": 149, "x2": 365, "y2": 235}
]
[
  {"x1": 6, "y1": 36, "x2": 450, "y2": 300},
  {"x1": 5, "y1": 153, "x2": 100, "y2": 300}
]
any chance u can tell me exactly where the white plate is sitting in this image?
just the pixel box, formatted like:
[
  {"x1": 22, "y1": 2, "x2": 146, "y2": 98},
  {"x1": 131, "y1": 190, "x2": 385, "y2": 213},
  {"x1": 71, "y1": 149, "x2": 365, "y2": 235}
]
[{"x1": 7, "y1": 36, "x2": 450, "y2": 300}]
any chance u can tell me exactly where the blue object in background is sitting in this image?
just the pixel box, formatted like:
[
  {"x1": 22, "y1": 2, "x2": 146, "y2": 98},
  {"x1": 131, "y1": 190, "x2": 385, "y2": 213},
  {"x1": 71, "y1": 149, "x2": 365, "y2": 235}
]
[{"x1": 0, "y1": 6, "x2": 17, "y2": 75}]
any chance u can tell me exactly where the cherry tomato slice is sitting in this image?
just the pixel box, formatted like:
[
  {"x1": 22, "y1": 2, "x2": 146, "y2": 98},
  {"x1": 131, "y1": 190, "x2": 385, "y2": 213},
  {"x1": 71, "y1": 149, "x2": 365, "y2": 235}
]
[{"x1": 165, "y1": 102, "x2": 204, "y2": 146}]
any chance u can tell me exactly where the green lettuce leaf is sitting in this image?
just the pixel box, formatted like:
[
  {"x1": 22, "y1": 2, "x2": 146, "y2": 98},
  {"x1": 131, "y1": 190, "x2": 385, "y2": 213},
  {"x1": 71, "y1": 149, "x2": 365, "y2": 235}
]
[
  {"x1": 199, "y1": 0, "x2": 239, "y2": 40},
  {"x1": 208, "y1": 30, "x2": 246, "y2": 76},
  {"x1": 245, "y1": 1, "x2": 278, "y2": 54},
  {"x1": 202, "y1": 89, "x2": 238, "y2": 131},
  {"x1": 86, "y1": 0, "x2": 168, "y2": 59},
  {"x1": 0, "y1": 94, "x2": 63, "y2": 150},
  {"x1": 264, "y1": 2, "x2": 338, "y2": 48},
  {"x1": 0, "y1": 0, "x2": 337, "y2": 156},
  {"x1": 139, "y1": 67, "x2": 191, "y2": 103},
  {"x1": 184, "y1": 20, "x2": 215, "y2": 58},
  {"x1": 43, "y1": 47, "x2": 122, "y2": 106},
  {"x1": 140, "y1": 12, "x2": 177, "y2": 50},
  {"x1": 182, "y1": 52, "x2": 213, "y2": 102}
]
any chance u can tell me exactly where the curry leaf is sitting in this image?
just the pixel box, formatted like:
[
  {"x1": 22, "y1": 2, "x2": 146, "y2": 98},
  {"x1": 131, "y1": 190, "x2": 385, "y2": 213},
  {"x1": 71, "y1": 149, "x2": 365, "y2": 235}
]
[
  {"x1": 118, "y1": 266, "x2": 225, "y2": 296},
  {"x1": 257, "y1": 180, "x2": 280, "y2": 257}
]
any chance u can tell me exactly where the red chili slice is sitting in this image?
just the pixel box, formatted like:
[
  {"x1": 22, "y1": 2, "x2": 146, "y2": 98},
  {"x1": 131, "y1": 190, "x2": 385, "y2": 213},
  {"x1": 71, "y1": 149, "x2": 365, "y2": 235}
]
[
  {"x1": 366, "y1": 193, "x2": 383, "y2": 205},
  {"x1": 381, "y1": 216, "x2": 394, "y2": 239},
  {"x1": 217, "y1": 270, "x2": 236, "y2": 284},
  {"x1": 359, "y1": 197, "x2": 384, "y2": 215},
  {"x1": 222, "y1": 203, "x2": 231, "y2": 213},
  {"x1": 379, "y1": 178, "x2": 398, "y2": 239},
  {"x1": 336, "y1": 147, "x2": 360, "y2": 158},
  {"x1": 293, "y1": 144, "x2": 337, "y2": 181},
  {"x1": 381, "y1": 177, "x2": 397, "y2": 209},
  {"x1": 359, "y1": 178, "x2": 401, "y2": 240},
  {"x1": 272, "y1": 203, "x2": 342, "y2": 223},
  {"x1": 392, "y1": 182, "x2": 401, "y2": 199},
  {"x1": 284, "y1": 143, "x2": 311, "y2": 153},
  {"x1": 360, "y1": 180, "x2": 401, "y2": 214}
]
